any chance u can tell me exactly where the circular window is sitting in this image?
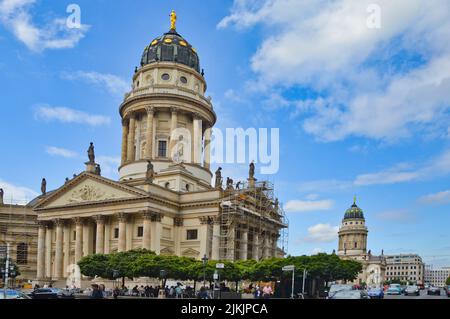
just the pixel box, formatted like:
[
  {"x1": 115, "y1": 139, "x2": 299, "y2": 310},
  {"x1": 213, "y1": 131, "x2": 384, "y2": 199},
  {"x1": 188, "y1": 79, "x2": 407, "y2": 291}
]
[
  {"x1": 161, "y1": 73, "x2": 170, "y2": 81},
  {"x1": 180, "y1": 76, "x2": 188, "y2": 84}
]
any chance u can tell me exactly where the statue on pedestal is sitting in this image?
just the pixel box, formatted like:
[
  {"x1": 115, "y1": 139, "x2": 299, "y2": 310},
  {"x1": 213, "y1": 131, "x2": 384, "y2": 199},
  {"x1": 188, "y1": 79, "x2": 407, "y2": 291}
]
[
  {"x1": 226, "y1": 177, "x2": 234, "y2": 190},
  {"x1": 95, "y1": 164, "x2": 101, "y2": 176},
  {"x1": 0, "y1": 188, "x2": 4, "y2": 205},
  {"x1": 41, "y1": 178, "x2": 47, "y2": 195},
  {"x1": 214, "y1": 167, "x2": 223, "y2": 189},
  {"x1": 249, "y1": 161, "x2": 255, "y2": 179},
  {"x1": 146, "y1": 161, "x2": 155, "y2": 183},
  {"x1": 87, "y1": 142, "x2": 95, "y2": 164}
]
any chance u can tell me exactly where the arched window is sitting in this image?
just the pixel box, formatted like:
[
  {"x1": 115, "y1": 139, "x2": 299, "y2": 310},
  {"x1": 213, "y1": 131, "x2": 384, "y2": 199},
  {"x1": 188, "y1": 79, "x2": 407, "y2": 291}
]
[
  {"x1": 354, "y1": 242, "x2": 357, "y2": 249},
  {"x1": 17, "y1": 243, "x2": 28, "y2": 265}
]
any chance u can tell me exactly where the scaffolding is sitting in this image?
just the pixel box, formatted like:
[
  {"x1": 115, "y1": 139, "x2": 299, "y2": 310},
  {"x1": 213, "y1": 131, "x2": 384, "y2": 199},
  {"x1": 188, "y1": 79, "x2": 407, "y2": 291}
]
[{"x1": 218, "y1": 180, "x2": 288, "y2": 261}]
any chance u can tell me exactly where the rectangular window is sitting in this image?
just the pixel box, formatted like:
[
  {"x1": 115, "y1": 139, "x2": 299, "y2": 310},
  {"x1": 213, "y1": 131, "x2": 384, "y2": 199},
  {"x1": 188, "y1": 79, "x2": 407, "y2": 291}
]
[
  {"x1": 137, "y1": 226, "x2": 144, "y2": 237},
  {"x1": 186, "y1": 229, "x2": 198, "y2": 240},
  {"x1": 114, "y1": 228, "x2": 119, "y2": 239},
  {"x1": 158, "y1": 140, "x2": 167, "y2": 158},
  {"x1": 73, "y1": 231, "x2": 76, "y2": 241}
]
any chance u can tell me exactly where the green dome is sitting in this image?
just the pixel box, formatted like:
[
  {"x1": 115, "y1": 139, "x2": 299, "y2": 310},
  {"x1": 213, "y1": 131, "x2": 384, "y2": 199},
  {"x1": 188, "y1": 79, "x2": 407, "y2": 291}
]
[
  {"x1": 344, "y1": 200, "x2": 365, "y2": 220},
  {"x1": 140, "y1": 29, "x2": 201, "y2": 74}
]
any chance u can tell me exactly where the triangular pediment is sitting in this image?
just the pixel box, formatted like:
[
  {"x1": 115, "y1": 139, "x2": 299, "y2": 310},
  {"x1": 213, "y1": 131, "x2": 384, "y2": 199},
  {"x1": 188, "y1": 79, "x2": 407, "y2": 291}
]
[
  {"x1": 160, "y1": 247, "x2": 175, "y2": 256},
  {"x1": 181, "y1": 248, "x2": 200, "y2": 257},
  {"x1": 35, "y1": 173, "x2": 148, "y2": 209}
]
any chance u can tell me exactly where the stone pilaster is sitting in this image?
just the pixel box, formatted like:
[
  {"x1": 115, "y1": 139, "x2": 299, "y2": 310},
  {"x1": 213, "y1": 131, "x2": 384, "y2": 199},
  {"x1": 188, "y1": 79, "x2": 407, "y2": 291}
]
[
  {"x1": 252, "y1": 231, "x2": 260, "y2": 261},
  {"x1": 63, "y1": 221, "x2": 71, "y2": 277},
  {"x1": 127, "y1": 114, "x2": 136, "y2": 162},
  {"x1": 150, "y1": 212, "x2": 163, "y2": 254},
  {"x1": 145, "y1": 107, "x2": 154, "y2": 159},
  {"x1": 121, "y1": 118, "x2": 129, "y2": 165},
  {"x1": 193, "y1": 113, "x2": 202, "y2": 164},
  {"x1": 211, "y1": 216, "x2": 221, "y2": 261},
  {"x1": 204, "y1": 127, "x2": 211, "y2": 170},
  {"x1": 169, "y1": 107, "x2": 179, "y2": 160}
]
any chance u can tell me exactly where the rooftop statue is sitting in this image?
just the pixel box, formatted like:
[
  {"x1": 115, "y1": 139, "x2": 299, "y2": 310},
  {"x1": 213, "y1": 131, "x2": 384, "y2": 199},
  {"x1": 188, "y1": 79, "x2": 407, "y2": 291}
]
[
  {"x1": 170, "y1": 10, "x2": 177, "y2": 30},
  {"x1": 87, "y1": 142, "x2": 95, "y2": 164}
]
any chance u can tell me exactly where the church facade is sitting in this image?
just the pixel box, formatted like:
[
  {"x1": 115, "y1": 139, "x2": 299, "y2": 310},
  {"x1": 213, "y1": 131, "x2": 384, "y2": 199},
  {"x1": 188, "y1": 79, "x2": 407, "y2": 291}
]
[
  {"x1": 337, "y1": 199, "x2": 386, "y2": 286},
  {"x1": 31, "y1": 15, "x2": 288, "y2": 282}
]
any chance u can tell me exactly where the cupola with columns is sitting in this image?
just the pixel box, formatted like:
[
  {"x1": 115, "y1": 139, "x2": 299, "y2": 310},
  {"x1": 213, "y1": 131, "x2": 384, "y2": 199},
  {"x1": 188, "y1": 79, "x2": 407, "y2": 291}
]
[
  {"x1": 337, "y1": 197, "x2": 368, "y2": 257},
  {"x1": 119, "y1": 11, "x2": 216, "y2": 191}
]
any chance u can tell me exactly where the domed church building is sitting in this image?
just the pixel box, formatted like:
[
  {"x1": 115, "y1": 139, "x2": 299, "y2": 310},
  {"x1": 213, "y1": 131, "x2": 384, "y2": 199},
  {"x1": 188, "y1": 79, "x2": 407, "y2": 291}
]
[
  {"x1": 31, "y1": 12, "x2": 288, "y2": 285},
  {"x1": 337, "y1": 198, "x2": 386, "y2": 286}
]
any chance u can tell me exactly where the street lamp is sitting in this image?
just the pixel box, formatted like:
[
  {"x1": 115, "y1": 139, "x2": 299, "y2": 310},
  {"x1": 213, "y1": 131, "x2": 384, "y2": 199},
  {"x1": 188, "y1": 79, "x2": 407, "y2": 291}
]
[{"x1": 202, "y1": 254, "x2": 208, "y2": 288}]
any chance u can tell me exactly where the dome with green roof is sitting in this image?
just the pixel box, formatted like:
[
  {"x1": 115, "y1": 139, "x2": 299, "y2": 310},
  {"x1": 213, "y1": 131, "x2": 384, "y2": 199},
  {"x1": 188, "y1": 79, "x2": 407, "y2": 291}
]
[{"x1": 343, "y1": 197, "x2": 365, "y2": 220}]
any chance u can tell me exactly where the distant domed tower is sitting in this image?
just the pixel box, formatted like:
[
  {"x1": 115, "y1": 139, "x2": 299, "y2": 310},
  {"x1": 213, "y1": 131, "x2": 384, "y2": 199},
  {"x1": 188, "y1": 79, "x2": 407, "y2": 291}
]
[{"x1": 338, "y1": 198, "x2": 368, "y2": 256}]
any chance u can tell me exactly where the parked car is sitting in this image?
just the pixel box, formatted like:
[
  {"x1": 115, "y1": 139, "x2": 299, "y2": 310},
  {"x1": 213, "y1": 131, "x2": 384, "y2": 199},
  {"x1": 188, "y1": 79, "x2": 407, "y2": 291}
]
[
  {"x1": 367, "y1": 287, "x2": 384, "y2": 299},
  {"x1": 0, "y1": 289, "x2": 31, "y2": 299},
  {"x1": 326, "y1": 284, "x2": 353, "y2": 299},
  {"x1": 446, "y1": 286, "x2": 450, "y2": 297},
  {"x1": 386, "y1": 285, "x2": 402, "y2": 295},
  {"x1": 29, "y1": 288, "x2": 59, "y2": 299},
  {"x1": 404, "y1": 285, "x2": 420, "y2": 296},
  {"x1": 427, "y1": 286, "x2": 441, "y2": 296},
  {"x1": 328, "y1": 289, "x2": 370, "y2": 299}
]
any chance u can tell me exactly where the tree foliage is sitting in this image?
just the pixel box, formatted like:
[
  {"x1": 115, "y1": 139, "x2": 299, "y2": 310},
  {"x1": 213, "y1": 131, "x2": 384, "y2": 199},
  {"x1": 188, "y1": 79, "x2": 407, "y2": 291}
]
[
  {"x1": 446, "y1": 276, "x2": 450, "y2": 286},
  {"x1": 78, "y1": 251, "x2": 362, "y2": 284}
]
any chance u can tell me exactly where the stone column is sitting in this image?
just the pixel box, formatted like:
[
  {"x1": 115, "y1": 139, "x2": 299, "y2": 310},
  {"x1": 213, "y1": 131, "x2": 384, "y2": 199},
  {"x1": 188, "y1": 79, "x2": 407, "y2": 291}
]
[
  {"x1": 127, "y1": 114, "x2": 136, "y2": 162},
  {"x1": 63, "y1": 222, "x2": 70, "y2": 277},
  {"x1": 169, "y1": 107, "x2": 178, "y2": 160},
  {"x1": 204, "y1": 127, "x2": 211, "y2": 169},
  {"x1": 45, "y1": 223, "x2": 53, "y2": 278},
  {"x1": 142, "y1": 212, "x2": 152, "y2": 250},
  {"x1": 94, "y1": 215, "x2": 105, "y2": 254},
  {"x1": 263, "y1": 233, "x2": 270, "y2": 259},
  {"x1": 74, "y1": 218, "x2": 83, "y2": 263},
  {"x1": 118, "y1": 213, "x2": 128, "y2": 252},
  {"x1": 272, "y1": 234, "x2": 279, "y2": 257},
  {"x1": 104, "y1": 220, "x2": 110, "y2": 254},
  {"x1": 252, "y1": 232, "x2": 260, "y2": 261},
  {"x1": 54, "y1": 219, "x2": 64, "y2": 279},
  {"x1": 121, "y1": 119, "x2": 129, "y2": 164},
  {"x1": 145, "y1": 107, "x2": 154, "y2": 159},
  {"x1": 239, "y1": 226, "x2": 248, "y2": 260},
  {"x1": 211, "y1": 217, "x2": 221, "y2": 261},
  {"x1": 150, "y1": 213, "x2": 163, "y2": 254},
  {"x1": 37, "y1": 222, "x2": 46, "y2": 280},
  {"x1": 82, "y1": 220, "x2": 91, "y2": 257},
  {"x1": 193, "y1": 113, "x2": 202, "y2": 164}
]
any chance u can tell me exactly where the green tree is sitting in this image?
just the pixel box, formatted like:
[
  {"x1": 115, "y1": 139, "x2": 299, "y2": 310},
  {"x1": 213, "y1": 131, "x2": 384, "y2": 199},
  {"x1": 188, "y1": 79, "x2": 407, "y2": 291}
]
[
  {"x1": 446, "y1": 276, "x2": 450, "y2": 286},
  {"x1": 78, "y1": 254, "x2": 112, "y2": 279}
]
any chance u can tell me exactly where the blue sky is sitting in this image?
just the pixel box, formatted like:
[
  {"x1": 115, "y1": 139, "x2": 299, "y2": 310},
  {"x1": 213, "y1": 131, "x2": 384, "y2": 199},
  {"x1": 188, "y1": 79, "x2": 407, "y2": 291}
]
[{"x1": 1, "y1": 0, "x2": 450, "y2": 267}]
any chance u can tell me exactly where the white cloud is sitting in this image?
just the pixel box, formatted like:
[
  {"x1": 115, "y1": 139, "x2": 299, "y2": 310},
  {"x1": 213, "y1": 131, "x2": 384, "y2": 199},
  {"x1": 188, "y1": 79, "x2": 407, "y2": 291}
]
[
  {"x1": 61, "y1": 71, "x2": 129, "y2": 96},
  {"x1": 376, "y1": 210, "x2": 415, "y2": 223},
  {"x1": 0, "y1": 0, "x2": 89, "y2": 52},
  {"x1": 284, "y1": 199, "x2": 333, "y2": 213},
  {"x1": 34, "y1": 105, "x2": 110, "y2": 126},
  {"x1": 304, "y1": 224, "x2": 339, "y2": 243},
  {"x1": 0, "y1": 179, "x2": 38, "y2": 204},
  {"x1": 219, "y1": 0, "x2": 450, "y2": 142},
  {"x1": 45, "y1": 146, "x2": 78, "y2": 158},
  {"x1": 419, "y1": 190, "x2": 450, "y2": 204},
  {"x1": 298, "y1": 148, "x2": 450, "y2": 191},
  {"x1": 311, "y1": 248, "x2": 324, "y2": 255}
]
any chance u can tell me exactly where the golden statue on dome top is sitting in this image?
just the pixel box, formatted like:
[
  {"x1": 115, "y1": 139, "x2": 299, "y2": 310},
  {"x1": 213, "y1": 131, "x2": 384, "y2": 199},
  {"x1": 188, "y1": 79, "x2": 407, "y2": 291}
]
[{"x1": 170, "y1": 10, "x2": 177, "y2": 30}]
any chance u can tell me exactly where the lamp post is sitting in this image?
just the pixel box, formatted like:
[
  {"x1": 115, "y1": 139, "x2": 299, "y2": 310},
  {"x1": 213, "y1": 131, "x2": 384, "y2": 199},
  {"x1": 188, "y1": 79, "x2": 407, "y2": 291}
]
[{"x1": 202, "y1": 254, "x2": 208, "y2": 288}]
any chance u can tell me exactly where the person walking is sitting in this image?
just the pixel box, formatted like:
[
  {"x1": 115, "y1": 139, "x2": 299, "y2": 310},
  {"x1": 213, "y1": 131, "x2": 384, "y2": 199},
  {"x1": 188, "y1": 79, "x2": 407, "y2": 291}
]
[
  {"x1": 91, "y1": 284, "x2": 104, "y2": 299},
  {"x1": 262, "y1": 284, "x2": 273, "y2": 299}
]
